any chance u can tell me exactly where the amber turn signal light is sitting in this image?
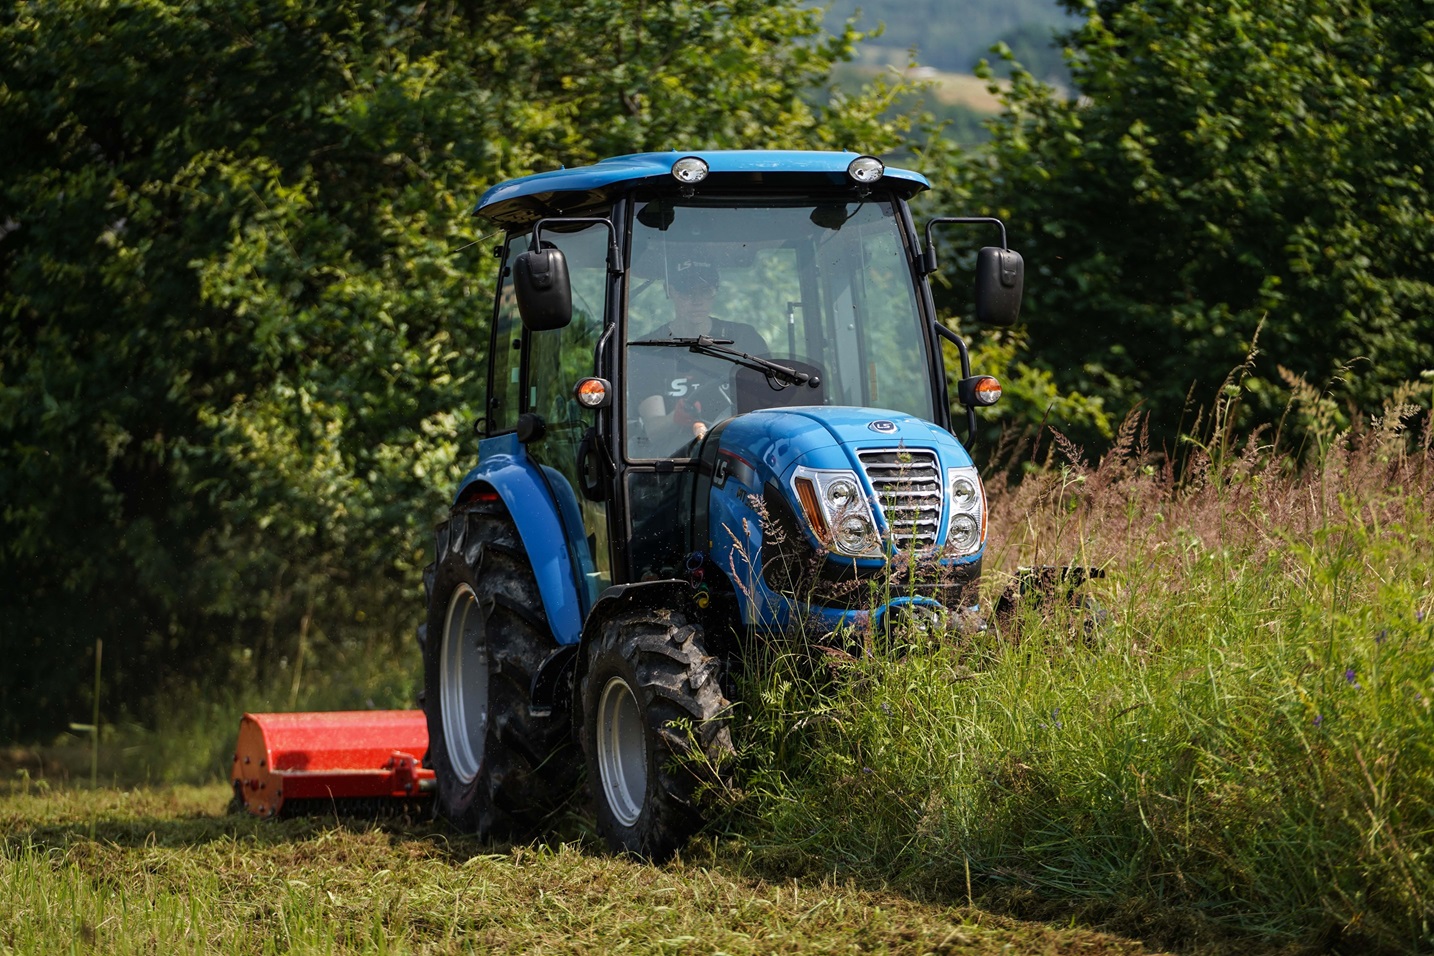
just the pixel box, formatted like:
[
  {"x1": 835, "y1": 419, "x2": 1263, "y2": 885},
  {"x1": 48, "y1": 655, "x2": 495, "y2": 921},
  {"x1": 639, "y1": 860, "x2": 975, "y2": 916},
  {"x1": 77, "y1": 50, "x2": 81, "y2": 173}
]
[
  {"x1": 574, "y1": 377, "x2": 613, "y2": 408},
  {"x1": 958, "y1": 375, "x2": 1002, "y2": 407}
]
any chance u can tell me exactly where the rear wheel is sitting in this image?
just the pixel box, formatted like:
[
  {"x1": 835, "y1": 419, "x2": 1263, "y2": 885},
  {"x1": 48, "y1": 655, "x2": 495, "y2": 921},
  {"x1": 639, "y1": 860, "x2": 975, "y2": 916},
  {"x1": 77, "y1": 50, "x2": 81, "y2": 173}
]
[
  {"x1": 422, "y1": 497, "x2": 577, "y2": 839},
  {"x1": 579, "y1": 608, "x2": 733, "y2": 860}
]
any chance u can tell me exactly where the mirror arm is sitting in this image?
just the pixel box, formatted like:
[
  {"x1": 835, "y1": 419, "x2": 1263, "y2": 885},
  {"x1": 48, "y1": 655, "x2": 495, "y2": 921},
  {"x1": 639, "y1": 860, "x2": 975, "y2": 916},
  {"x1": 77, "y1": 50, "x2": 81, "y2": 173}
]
[
  {"x1": 935, "y1": 322, "x2": 980, "y2": 450},
  {"x1": 919, "y1": 216, "x2": 1009, "y2": 275},
  {"x1": 531, "y1": 216, "x2": 623, "y2": 274}
]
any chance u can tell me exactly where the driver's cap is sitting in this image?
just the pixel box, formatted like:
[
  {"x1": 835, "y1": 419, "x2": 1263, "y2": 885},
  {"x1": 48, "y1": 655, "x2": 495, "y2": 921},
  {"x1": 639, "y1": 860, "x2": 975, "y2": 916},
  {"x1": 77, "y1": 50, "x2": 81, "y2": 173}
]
[{"x1": 670, "y1": 258, "x2": 718, "y2": 294}]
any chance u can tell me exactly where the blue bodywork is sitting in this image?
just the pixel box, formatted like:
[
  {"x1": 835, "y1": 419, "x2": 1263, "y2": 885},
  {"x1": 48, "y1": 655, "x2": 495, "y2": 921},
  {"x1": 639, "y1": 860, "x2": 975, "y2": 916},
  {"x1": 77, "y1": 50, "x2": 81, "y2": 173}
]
[
  {"x1": 456, "y1": 407, "x2": 982, "y2": 648},
  {"x1": 476, "y1": 150, "x2": 930, "y2": 225},
  {"x1": 453, "y1": 433, "x2": 593, "y2": 646},
  {"x1": 701, "y1": 407, "x2": 980, "y2": 634}
]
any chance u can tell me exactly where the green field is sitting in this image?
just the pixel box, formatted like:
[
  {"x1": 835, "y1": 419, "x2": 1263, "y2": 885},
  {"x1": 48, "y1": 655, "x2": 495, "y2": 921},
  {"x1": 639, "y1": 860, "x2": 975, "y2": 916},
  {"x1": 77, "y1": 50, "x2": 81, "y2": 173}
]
[{"x1": 4, "y1": 410, "x2": 1430, "y2": 954}]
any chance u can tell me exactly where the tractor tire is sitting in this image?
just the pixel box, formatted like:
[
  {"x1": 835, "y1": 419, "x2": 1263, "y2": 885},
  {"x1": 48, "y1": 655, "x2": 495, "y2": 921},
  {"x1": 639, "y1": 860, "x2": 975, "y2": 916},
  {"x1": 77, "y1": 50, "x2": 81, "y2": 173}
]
[
  {"x1": 579, "y1": 608, "x2": 734, "y2": 861},
  {"x1": 422, "y1": 497, "x2": 578, "y2": 840}
]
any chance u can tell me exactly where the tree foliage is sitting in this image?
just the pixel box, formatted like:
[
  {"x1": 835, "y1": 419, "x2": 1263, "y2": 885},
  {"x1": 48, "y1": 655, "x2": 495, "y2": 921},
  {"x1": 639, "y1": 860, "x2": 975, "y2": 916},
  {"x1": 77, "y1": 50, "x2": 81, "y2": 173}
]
[
  {"x1": 945, "y1": 0, "x2": 1434, "y2": 448},
  {"x1": 0, "y1": 0, "x2": 915, "y2": 739}
]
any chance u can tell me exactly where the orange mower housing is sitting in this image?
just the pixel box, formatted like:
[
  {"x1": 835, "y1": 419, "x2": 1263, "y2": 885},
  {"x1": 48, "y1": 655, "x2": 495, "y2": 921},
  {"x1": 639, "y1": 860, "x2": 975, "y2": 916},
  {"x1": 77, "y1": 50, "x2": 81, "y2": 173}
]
[{"x1": 231, "y1": 710, "x2": 435, "y2": 817}]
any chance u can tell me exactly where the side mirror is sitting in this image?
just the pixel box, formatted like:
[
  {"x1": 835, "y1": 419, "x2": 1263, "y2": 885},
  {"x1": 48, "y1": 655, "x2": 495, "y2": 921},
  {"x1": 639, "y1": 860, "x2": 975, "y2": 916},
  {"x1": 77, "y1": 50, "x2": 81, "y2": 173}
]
[
  {"x1": 514, "y1": 245, "x2": 573, "y2": 331},
  {"x1": 974, "y1": 246, "x2": 1023, "y2": 326}
]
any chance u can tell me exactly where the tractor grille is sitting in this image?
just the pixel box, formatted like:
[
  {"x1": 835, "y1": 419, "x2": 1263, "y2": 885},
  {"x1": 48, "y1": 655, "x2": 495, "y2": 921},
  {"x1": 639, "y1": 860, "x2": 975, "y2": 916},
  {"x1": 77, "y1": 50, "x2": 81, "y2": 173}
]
[{"x1": 857, "y1": 448, "x2": 943, "y2": 551}]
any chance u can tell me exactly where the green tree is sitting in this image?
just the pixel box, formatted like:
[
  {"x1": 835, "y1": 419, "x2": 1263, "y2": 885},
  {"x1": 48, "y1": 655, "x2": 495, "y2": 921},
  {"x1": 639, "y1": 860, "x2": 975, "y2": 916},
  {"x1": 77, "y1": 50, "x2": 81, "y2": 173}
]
[
  {"x1": 0, "y1": 0, "x2": 916, "y2": 740},
  {"x1": 944, "y1": 0, "x2": 1434, "y2": 449}
]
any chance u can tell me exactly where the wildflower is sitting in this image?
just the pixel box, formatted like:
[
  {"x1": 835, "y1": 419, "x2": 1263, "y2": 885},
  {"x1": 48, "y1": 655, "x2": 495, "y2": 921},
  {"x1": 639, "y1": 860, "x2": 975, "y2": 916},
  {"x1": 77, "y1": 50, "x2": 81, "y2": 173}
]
[
  {"x1": 1345, "y1": 668, "x2": 1359, "y2": 687},
  {"x1": 1313, "y1": 714, "x2": 1323, "y2": 727},
  {"x1": 1376, "y1": 629, "x2": 1389, "y2": 645},
  {"x1": 862, "y1": 766, "x2": 874, "y2": 775},
  {"x1": 1419, "y1": 610, "x2": 1427, "y2": 624},
  {"x1": 880, "y1": 702, "x2": 892, "y2": 716},
  {"x1": 1052, "y1": 707, "x2": 1063, "y2": 730}
]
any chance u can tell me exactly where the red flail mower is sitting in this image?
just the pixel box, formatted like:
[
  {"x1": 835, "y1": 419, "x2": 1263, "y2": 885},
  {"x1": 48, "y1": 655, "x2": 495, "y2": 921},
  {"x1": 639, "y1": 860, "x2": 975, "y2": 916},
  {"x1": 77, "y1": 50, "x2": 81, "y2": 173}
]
[{"x1": 230, "y1": 710, "x2": 434, "y2": 817}]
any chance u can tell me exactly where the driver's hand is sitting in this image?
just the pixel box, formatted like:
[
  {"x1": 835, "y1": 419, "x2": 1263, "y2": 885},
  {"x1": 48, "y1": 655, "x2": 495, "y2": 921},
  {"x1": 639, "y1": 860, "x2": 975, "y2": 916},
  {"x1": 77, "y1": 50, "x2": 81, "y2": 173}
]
[
  {"x1": 691, "y1": 421, "x2": 708, "y2": 439},
  {"x1": 672, "y1": 396, "x2": 703, "y2": 430}
]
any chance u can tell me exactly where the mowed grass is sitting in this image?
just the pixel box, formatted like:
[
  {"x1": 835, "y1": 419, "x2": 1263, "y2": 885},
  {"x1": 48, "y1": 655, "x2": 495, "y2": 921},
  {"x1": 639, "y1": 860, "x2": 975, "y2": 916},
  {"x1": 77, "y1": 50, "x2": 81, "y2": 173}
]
[{"x1": 0, "y1": 786, "x2": 1161, "y2": 955}]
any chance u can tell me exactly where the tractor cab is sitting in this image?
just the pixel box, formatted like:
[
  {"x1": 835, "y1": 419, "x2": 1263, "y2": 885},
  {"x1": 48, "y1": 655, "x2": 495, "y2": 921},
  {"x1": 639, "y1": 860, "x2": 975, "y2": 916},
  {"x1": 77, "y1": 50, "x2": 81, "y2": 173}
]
[{"x1": 475, "y1": 152, "x2": 1015, "y2": 604}]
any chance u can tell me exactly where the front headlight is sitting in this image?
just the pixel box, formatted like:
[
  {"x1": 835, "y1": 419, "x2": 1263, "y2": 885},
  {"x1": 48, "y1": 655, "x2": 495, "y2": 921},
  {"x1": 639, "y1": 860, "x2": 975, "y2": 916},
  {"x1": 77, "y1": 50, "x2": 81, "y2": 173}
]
[
  {"x1": 791, "y1": 467, "x2": 882, "y2": 557},
  {"x1": 946, "y1": 466, "x2": 986, "y2": 555},
  {"x1": 825, "y1": 477, "x2": 860, "y2": 510},
  {"x1": 949, "y1": 513, "x2": 980, "y2": 552},
  {"x1": 950, "y1": 475, "x2": 978, "y2": 510},
  {"x1": 835, "y1": 513, "x2": 877, "y2": 554}
]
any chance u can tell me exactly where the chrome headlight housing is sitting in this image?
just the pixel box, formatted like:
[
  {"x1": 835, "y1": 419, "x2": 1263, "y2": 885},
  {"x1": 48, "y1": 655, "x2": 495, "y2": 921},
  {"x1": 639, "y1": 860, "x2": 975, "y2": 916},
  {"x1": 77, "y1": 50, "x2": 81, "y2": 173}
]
[
  {"x1": 946, "y1": 465, "x2": 987, "y2": 556},
  {"x1": 790, "y1": 467, "x2": 882, "y2": 557}
]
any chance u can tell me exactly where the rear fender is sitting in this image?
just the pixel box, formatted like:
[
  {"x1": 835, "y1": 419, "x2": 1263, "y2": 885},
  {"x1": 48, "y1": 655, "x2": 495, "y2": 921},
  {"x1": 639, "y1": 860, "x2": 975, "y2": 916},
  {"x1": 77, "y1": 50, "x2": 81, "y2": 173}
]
[{"x1": 453, "y1": 433, "x2": 586, "y2": 646}]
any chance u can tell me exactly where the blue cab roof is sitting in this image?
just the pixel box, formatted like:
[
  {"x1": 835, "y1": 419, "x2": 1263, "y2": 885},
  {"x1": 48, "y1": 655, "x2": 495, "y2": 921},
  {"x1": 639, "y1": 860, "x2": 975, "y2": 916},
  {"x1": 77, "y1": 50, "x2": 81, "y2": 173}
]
[{"x1": 475, "y1": 150, "x2": 931, "y2": 225}]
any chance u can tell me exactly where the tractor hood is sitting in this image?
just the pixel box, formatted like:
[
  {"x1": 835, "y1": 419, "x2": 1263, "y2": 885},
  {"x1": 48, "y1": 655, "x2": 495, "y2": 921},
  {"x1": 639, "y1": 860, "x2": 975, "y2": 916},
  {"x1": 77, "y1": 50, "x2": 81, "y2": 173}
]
[
  {"x1": 711, "y1": 406, "x2": 975, "y2": 488},
  {"x1": 699, "y1": 406, "x2": 986, "y2": 633},
  {"x1": 701, "y1": 404, "x2": 983, "y2": 565}
]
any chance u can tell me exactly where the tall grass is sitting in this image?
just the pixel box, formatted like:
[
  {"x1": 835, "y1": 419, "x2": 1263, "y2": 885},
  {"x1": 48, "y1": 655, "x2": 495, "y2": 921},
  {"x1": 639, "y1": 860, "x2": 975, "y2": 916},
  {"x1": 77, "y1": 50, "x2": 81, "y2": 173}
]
[{"x1": 731, "y1": 400, "x2": 1434, "y2": 951}]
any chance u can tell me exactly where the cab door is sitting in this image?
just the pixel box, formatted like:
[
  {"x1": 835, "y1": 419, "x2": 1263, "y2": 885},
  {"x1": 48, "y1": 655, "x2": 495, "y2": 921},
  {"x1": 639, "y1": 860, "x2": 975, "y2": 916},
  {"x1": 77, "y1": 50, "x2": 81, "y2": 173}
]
[{"x1": 516, "y1": 223, "x2": 615, "y2": 607}]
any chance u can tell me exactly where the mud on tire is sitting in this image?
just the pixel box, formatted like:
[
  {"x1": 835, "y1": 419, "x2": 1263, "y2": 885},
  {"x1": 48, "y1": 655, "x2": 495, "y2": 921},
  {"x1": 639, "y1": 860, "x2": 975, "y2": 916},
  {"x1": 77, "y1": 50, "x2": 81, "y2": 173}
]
[
  {"x1": 422, "y1": 497, "x2": 578, "y2": 839},
  {"x1": 579, "y1": 608, "x2": 734, "y2": 861}
]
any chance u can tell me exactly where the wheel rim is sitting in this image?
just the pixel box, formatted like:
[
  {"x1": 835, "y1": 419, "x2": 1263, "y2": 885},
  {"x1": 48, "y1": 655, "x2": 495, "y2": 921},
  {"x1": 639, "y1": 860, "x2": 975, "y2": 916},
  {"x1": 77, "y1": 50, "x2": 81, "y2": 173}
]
[
  {"x1": 440, "y1": 584, "x2": 488, "y2": 784},
  {"x1": 596, "y1": 676, "x2": 646, "y2": 828}
]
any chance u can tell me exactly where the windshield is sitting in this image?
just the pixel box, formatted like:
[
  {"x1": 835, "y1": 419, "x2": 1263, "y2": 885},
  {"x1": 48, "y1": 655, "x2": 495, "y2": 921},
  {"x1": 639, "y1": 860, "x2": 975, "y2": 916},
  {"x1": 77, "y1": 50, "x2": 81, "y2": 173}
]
[{"x1": 624, "y1": 196, "x2": 933, "y2": 459}]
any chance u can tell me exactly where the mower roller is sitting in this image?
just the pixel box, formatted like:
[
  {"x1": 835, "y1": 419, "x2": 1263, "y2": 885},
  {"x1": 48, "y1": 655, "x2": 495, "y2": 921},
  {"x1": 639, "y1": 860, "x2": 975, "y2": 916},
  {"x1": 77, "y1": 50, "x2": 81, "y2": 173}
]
[{"x1": 230, "y1": 710, "x2": 433, "y2": 817}]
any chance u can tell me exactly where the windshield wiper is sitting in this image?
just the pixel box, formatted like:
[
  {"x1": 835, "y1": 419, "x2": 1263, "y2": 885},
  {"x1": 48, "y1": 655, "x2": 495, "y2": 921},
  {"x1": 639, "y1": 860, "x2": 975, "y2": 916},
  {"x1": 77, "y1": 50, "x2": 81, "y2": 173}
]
[{"x1": 630, "y1": 335, "x2": 820, "y2": 388}]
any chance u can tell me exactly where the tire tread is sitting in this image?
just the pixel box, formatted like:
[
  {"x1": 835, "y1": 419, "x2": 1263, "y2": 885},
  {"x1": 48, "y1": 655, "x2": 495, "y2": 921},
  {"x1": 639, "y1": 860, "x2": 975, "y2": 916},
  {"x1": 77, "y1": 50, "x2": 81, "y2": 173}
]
[{"x1": 422, "y1": 498, "x2": 577, "y2": 840}]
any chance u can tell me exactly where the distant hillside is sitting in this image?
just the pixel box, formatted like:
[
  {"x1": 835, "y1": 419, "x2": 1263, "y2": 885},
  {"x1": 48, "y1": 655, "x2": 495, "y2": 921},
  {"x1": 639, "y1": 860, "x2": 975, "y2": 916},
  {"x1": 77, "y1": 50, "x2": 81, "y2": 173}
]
[
  {"x1": 825, "y1": 0, "x2": 1075, "y2": 79},
  {"x1": 823, "y1": 0, "x2": 1077, "y2": 147},
  {"x1": 828, "y1": 59, "x2": 1004, "y2": 146}
]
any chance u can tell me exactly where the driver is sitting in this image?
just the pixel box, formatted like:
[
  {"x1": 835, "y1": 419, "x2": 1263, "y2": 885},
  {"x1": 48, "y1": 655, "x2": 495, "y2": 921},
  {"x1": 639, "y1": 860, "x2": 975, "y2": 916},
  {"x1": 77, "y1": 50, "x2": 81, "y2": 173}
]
[{"x1": 632, "y1": 258, "x2": 768, "y2": 456}]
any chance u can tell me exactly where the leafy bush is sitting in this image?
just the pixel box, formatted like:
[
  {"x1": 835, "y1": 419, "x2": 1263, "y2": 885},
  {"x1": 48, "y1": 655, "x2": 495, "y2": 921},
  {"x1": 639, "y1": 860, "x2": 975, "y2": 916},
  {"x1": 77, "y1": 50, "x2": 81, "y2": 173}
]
[{"x1": 933, "y1": 0, "x2": 1434, "y2": 448}]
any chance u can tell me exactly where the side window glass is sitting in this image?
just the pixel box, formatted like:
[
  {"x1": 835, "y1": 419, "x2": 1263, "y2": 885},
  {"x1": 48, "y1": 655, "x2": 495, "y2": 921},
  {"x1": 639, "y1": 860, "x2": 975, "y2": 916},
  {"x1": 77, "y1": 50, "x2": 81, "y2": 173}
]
[
  {"x1": 487, "y1": 243, "x2": 525, "y2": 432},
  {"x1": 524, "y1": 223, "x2": 609, "y2": 419}
]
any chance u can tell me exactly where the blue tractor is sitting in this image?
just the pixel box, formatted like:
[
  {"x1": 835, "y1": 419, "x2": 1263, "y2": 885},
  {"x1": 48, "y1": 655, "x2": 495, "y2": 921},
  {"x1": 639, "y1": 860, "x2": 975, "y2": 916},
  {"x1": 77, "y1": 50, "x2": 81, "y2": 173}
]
[{"x1": 421, "y1": 151, "x2": 1021, "y2": 859}]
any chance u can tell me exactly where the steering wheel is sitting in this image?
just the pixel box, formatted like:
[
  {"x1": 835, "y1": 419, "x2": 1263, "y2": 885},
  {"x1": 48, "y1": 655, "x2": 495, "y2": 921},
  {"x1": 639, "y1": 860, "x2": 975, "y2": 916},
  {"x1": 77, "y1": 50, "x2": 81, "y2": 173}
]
[{"x1": 682, "y1": 381, "x2": 732, "y2": 427}]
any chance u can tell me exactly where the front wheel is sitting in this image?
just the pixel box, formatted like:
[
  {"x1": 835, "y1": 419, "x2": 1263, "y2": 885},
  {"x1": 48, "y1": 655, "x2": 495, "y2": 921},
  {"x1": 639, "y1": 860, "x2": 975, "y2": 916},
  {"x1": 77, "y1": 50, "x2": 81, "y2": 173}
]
[{"x1": 579, "y1": 608, "x2": 734, "y2": 860}]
